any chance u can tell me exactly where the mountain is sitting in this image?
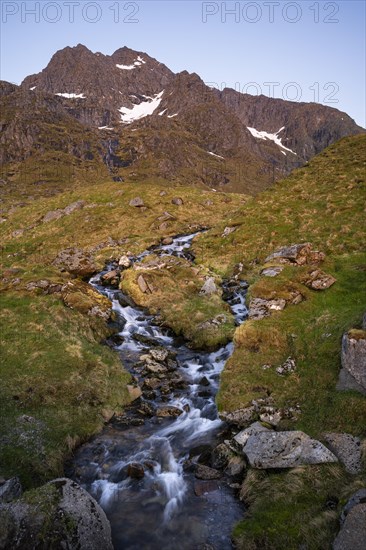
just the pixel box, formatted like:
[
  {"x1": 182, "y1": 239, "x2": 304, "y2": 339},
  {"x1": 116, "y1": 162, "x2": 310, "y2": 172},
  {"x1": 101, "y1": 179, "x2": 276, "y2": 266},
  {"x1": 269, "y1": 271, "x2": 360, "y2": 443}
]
[{"x1": 1, "y1": 44, "x2": 364, "y2": 196}]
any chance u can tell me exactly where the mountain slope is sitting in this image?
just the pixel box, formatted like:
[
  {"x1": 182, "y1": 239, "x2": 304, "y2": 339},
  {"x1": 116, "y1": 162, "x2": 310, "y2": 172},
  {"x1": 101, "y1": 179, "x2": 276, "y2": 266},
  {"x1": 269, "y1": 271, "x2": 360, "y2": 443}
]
[{"x1": 1, "y1": 43, "x2": 359, "y2": 196}]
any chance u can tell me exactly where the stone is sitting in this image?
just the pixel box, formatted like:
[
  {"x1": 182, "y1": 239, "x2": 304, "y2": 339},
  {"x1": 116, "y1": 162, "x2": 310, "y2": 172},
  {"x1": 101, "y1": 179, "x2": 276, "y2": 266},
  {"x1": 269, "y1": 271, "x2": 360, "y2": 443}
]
[
  {"x1": 261, "y1": 266, "x2": 284, "y2": 277},
  {"x1": 127, "y1": 463, "x2": 145, "y2": 480},
  {"x1": 264, "y1": 243, "x2": 312, "y2": 265},
  {"x1": 145, "y1": 362, "x2": 167, "y2": 374},
  {"x1": 137, "y1": 274, "x2": 151, "y2": 294},
  {"x1": 42, "y1": 209, "x2": 64, "y2": 223},
  {"x1": 156, "y1": 406, "x2": 183, "y2": 418},
  {"x1": 233, "y1": 422, "x2": 271, "y2": 448},
  {"x1": 195, "y1": 464, "x2": 222, "y2": 480},
  {"x1": 162, "y1": 237, "x2": 173, "y2": 245},
  {"x1": 268, "y1": 299, "x2": 286, "y2": 311},
  {"x1": 118, "y1": 255, "x2": 131, "y2": 268},
  {"x1": 211, "y1": 443, "x2": 233, "y2": 470},
  {"x1": 333, "y1": 503, "x2": 366, "y2": 550},
  {"x1": 0, "y1": 478, "x2": 22, "y2": 503},
  {"x1": 63, "y1": 200, "x2": 85, "y2": 215},
  {"x1": 0, "y1": 478, "x2": 113, "y2": 550},
  {"x1": 336, "y1": 368, "x2": 366, "y2": 396},
  {"x1": 259, "y1": 407, "x2": 283, "y2": 427},
  {"x1": 302, "y1": 269, "x2": 336, "y2": 290},
  {"x1": 53, "y1": 247, "x2": 97, "y2": 277},
  {"x1": 101, "y1": 270, "x2": 119, "y2": 286},
  {"x1": 149, "y1": 348, "x2": 169, "y2": 362},
  {"x1": 322, "y1": 433, "x2": 362, "y2": 474},
  {"x1": 276, "y1": 357, "x2": 296, "y2": 376},
  {"x1": 248, "y1": 298, "x2": 270, "y2": 320},
  {"x1": 219, "y1": 406, "x2": 257, "y2": 428},
  {"x1": 225, "y1": 456, "x2": 246, "y2": 478},
  {"x1": 222, "y1": 226, "x2": 236, "y2": 237},
  {"x1": 171, "y1": 197, "x2": 184, "y2": 205},
  {"x1": 129, "y1": 197, "x2": 144, "y2": 207},
  {"x1": 341, "y1": 331, "x2": 366, "y2": 391},
  {"x1": 199, "y1": 277, "x2": 217, "y2": 296},
  {"x1": 127, "y1": 385, "x2": 142, "y2": 401},
  {"x1": 340, "y1": 489, "x2": 366, "y2": 524},
  {"x1": 61, "y1": 280, "x2": 112, "y2": 320},
  {"x1": 243, "y1": 431, "x2": 338, "y2": 469},
  {"x1": 194, "y1": 480, "x2": 219, "y2": 497}
]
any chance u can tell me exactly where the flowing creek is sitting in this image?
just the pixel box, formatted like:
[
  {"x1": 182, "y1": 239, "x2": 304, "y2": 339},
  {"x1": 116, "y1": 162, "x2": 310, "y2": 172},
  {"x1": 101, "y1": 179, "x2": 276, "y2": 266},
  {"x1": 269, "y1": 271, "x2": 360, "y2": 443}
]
[{"x1": 67, "y1": 233, "x2": 249, "y2": 550}]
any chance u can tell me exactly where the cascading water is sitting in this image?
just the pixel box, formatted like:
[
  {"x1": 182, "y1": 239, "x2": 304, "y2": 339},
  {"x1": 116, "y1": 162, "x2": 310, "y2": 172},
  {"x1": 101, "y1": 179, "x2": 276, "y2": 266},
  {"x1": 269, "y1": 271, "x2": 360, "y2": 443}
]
[{"x1": 67, "y1": 233, "x2": 248, "y2": 550}]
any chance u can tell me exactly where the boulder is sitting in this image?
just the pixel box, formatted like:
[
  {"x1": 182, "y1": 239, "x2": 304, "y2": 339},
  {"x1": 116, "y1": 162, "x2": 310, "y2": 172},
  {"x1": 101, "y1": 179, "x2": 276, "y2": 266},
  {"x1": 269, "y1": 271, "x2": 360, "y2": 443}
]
[
  {"x1": 129, "y1": 197, "x2": 144, "y2": 207},
  {"x1": 264, "y1": 243, "x2": 324, "y2": 265},
  {"x1": 127, "y1": 385, "x2": 142, "y2": 401},
  {"x1": 248, "y1": 298, "x2": 286, "y2": 320},
  {"x1": 137, "y1": 274, "x2": 152, "y2": 294},
  {"x1": 341, "y1": 330, "x2": 366, "y2": 391},
  {"x1": 199, "y1": 277, "x2": 217, "y2": 296},
  {"x1": 156, "y1": 406, "x2": 183, "y2": 418},
  {"x1": 53, "y1": 247, "x2": 97, "y2": 277},
  {"x1": 118, "y1": 255, "x2": 131, "y2": 269},
  {"x1": 225, "y1": 456, "x2": 246, "y2": 478},
  {"x1": 340, "y1": 489, "x2": 366, "y2": 524},
  {"x1": 219, "y1": 406, "x2": 257, "y2": 428},
  {"x1": 127, "y1": 463, "x2": 145, "y2": 480},
  {"x1": 233, "y1": 421, "x2": 271, "y2": 448},
  {"x1": 195, "y1": 464, "x2": 222, "y2": 480},
  {"x1": 149, "y1": 348, "x2": 169, "y2": 362},
  {"x1": 261, "y1": 266, "x2": 284, "y2": 277},
  {"x1": 322, "y1": 433, "x2": 362, "y2": 474},
  {"x1": 333, "y1": 503, "x2": 366, "y2": 550},
  {"x1": 302, "y1": 269, "x2": 336, "y2": 290},
  {"x1": 171, "y1": 197, "x2": 184, "y2": 205},
  {"x1": 101, "y1": 270, "x2": 120, "y2": 286},
  {"x1": 0, "y1": 478, "x2": 113, "y2": 550},
  {"x1": 242, "y1": 431, "x2": 338, "y2": 469},
  {"x1": 211, "y1": 443, "x2": 233, "y2": 470},
  {"x1": 0, "y1": 478, "x2": 22, "y2": 503},
  {"x1": 222, "y1": 226, "x2": 236, "y2": 237}
]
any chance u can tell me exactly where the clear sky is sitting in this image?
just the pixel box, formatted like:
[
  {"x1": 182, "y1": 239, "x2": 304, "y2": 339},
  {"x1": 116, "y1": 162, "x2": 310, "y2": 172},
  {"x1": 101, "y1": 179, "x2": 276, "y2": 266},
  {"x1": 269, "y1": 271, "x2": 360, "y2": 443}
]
[{"x1": 1, "y1": 0, "x2": 365, "y2": 126}]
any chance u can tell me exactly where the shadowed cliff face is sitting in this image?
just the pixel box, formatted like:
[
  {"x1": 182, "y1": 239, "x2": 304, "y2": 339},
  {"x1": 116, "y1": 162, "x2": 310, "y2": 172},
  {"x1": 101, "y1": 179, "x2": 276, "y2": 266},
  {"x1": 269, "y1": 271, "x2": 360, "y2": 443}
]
[{"x1": 0, "y1": 44, "x2": 363, "y2": 195}]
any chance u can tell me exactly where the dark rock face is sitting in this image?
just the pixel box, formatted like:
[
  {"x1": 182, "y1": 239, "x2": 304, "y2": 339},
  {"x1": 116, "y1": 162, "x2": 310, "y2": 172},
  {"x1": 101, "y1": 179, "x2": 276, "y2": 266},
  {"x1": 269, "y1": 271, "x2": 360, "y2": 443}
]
[{"x1": 0, "y1": 478, "x2": 113, "y2": 550}]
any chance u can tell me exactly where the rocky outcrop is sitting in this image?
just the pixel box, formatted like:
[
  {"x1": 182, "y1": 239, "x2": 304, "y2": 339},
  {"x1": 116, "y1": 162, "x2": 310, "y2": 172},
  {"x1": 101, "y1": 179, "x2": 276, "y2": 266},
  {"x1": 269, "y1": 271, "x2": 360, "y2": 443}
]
[
  {"x1": 242, "y1": 431, "x2": 338, "y2": 469},
  {"x1": 264, "y1": 243, "x2": 325, "y2": 265},
  {"x1": 0, "y1": 478, "x2": 113, "y2": 549},
  {"x1": 248, "y1": 297, "x2": 286, "y2": 320},
  {"x1": 302, "y1": 268, "x2": 336, "y2": 290},
  {"x1": 199, "y1": 277, "x2": 218, "y2": 296},
  {"x1": 42, "y1": 200, "x2": 85, "y2": 223},
  {"x1": 53, "y1": 247, "x2": 97, "y2": 277},
  {"x1": 322, "y1": 433, "x2": 362, "y2": 474}
]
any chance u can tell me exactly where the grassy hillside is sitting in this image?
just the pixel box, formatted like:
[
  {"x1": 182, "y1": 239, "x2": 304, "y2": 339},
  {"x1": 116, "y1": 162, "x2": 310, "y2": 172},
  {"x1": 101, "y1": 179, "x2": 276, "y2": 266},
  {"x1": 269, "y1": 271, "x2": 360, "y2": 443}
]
[{"x1": 191, "y1": 134, "x2": 366, "y2": 549}]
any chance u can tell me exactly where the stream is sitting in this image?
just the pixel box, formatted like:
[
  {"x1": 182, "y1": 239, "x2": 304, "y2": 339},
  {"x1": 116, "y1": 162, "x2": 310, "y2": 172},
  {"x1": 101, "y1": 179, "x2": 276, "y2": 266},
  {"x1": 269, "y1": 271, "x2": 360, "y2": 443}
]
[{"x1": 67, "y1": 233, "x2": 248, "y2": 550}]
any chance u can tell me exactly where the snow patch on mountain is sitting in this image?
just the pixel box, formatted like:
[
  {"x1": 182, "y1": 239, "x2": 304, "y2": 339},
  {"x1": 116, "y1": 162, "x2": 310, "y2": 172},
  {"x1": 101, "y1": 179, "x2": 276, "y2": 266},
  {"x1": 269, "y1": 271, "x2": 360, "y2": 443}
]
[
  {"x1": 116, "y1": 56, "x2": 146, "y2": 70},
  {"x1": 247, "y1": 126, "x2": 297, "y2": 155},
  {"x1": 56, "y1": 93, "x2": 86, "y2": 99},
  {"x1": 167, "y1": 113, "x2": 178, "y2": 118},
  {"x1": 119, "y1": 91, "x2": 164, "y2": 124},
  {"x1": 30, "y1": 86, "x2": 37, "y2": 91}
]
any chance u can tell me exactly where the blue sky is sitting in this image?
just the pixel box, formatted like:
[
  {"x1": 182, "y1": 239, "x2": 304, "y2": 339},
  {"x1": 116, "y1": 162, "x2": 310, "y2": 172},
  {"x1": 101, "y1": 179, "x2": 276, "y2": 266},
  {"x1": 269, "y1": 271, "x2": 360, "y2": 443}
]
[{"x1": 1, "y1": 1, "x2": 365, "y2": 126}]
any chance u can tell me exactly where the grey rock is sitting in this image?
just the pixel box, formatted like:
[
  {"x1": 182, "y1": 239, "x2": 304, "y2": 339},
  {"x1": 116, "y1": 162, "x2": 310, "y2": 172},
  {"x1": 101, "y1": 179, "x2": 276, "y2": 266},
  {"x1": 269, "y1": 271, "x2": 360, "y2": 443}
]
[
  {"x1": 219, "y1": 406, "x2": 257, "y2": 428},
  {"x1": 149, "y1": 348, "x2": 169, "y2": 362},
  {"x1": 261, "y1": 266, "x2": 284, "y2": 277},
  {"x1": 53, "y1": 247, "x2": 96, "y2": 277},
  {"x1": 323, "y1": 433, "x2": 362, "y2": 474},
  {"x1": 0, "y1": 478, "x2": 113, "y2": 550},
  {"x1": 248, "y1": 298, "x2": 286, "y2": 320},
  {"x1": 225, "y1": 456, "x2": 246, "y2": 478},
  {"x1": 264, "y1": 243, "x2": 311, "y2": 264},
  {"x1": 129, "y1": 197, "x2": 144, "y2": 207},
  {"x1": 211, "y1": 443, "x2": 233, "y2": 470},
  {"x1": 243, "y1": 431, "x2": 338, "y2": 469},
  {"x1": 171, "y1": 197, "x2": 183, "y2": 205},
  {"x1": 199, "y1": 277, "x2": 217, "y2": 296},
  {"x1": 340, "y1": 489, "x2": 366, "y2": 524},
  {"x1": 118, "y1": 255, "x2": 131, "y2": 268},
  {"x1": 222, "y1": 226, "x2": 236, "y2": 237},
  {"x1": 337, "y1": 368, "x2": 366, "y2": 396},
  {"x1": 341, "y1": 331, "x2": 366, "y2": 391},
  {"x1": 259, "y1": 407, "x2": 283, "y2": 427},
  {"x1": 233, "y1": 422, "x2": 271, "y2": 448},
  {"x1": 42, "y1": 209, "x2": 64, "y2": 223},
  {"x1": 63, "y1": 200, "x2": 85, "y2": 215},
  {"x1": 0, "y1": 478, "x2": 22, "y2": 503},
  {"x1": 333, "y1": 503, "x2": 366, "y2": 550}
]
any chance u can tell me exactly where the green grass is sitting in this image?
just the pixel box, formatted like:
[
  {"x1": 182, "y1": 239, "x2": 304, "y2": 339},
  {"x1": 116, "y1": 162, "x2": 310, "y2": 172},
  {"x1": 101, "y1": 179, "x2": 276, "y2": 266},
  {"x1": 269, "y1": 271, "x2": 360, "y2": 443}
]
[{"x1": 0, "y1": 292, "x2": 131, "y2": 487}]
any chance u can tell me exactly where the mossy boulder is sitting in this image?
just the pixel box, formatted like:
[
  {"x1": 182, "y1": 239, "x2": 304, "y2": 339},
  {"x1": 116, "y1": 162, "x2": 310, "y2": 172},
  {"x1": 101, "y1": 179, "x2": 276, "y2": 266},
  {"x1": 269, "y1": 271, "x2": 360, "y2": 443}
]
[{"x1": 61, "y1": 280, "x2": 113, "y2": 320}]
